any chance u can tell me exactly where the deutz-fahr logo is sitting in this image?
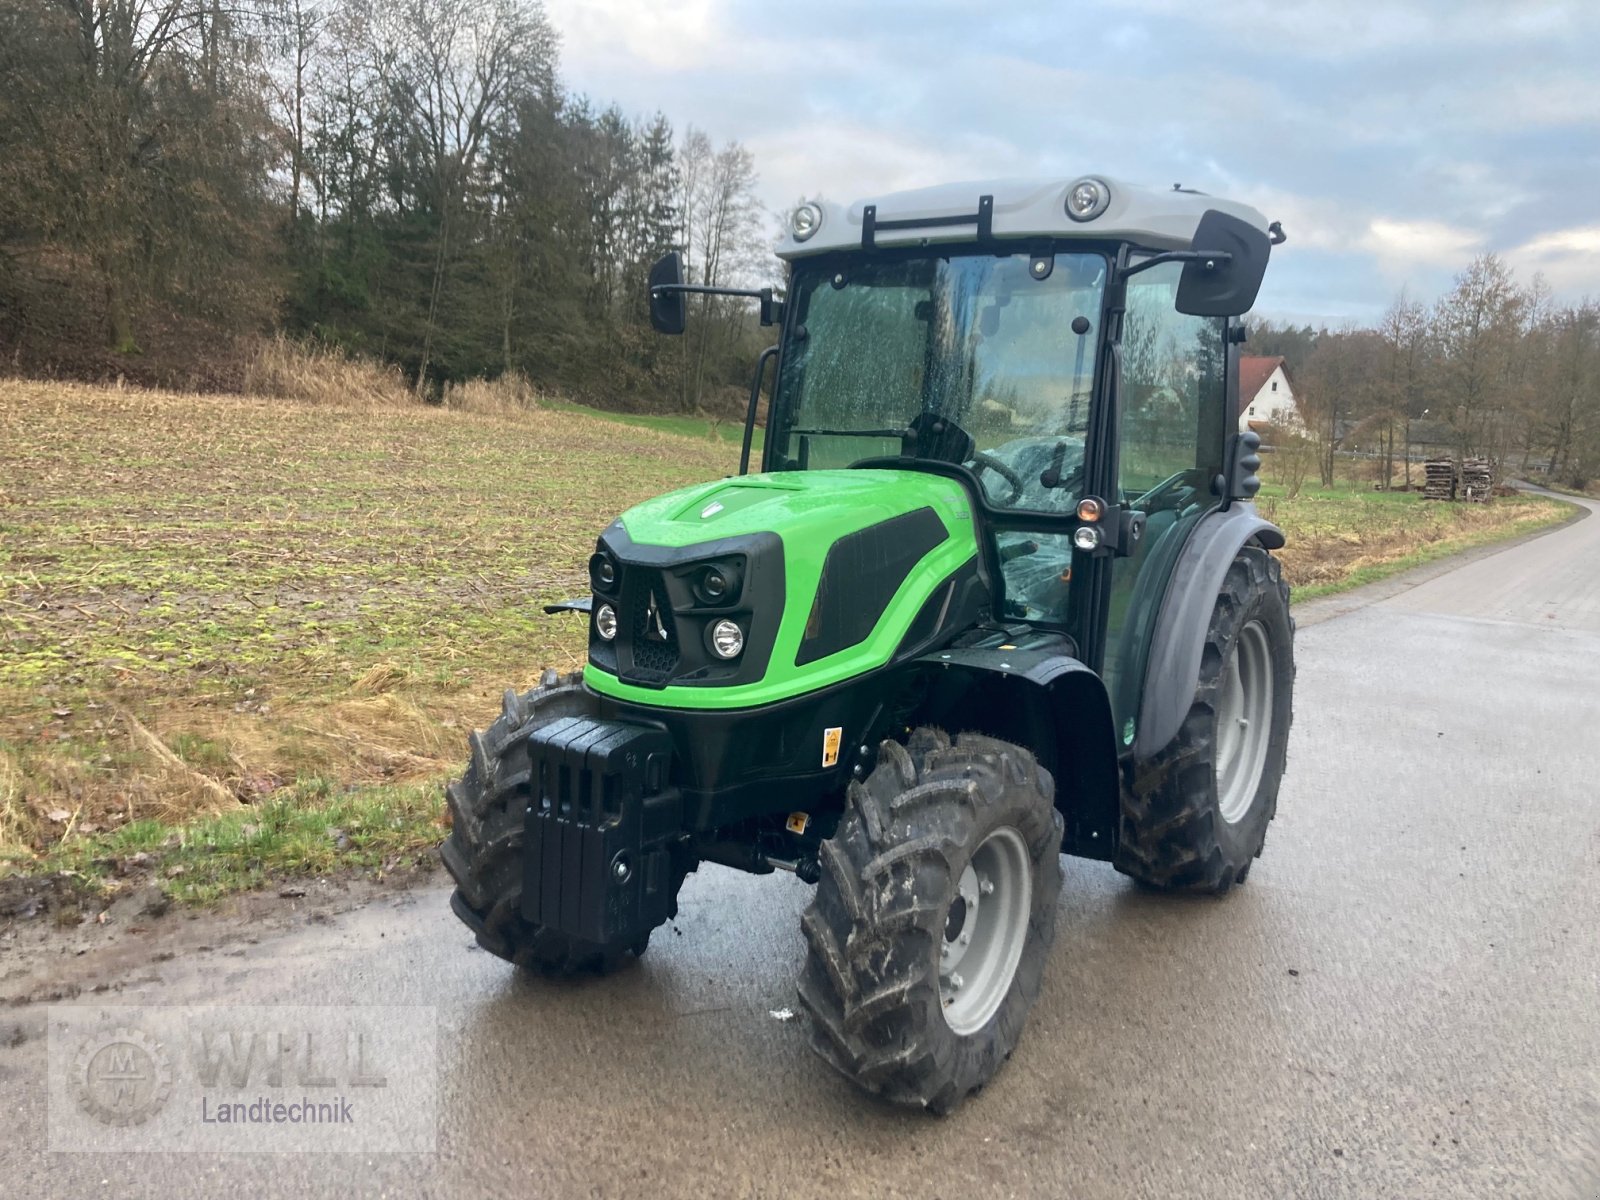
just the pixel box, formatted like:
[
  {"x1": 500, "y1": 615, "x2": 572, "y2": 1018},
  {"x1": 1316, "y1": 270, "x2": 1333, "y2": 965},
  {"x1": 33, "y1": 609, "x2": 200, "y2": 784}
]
[{"x1": 643, "y1": 591, "x2": 669, "y2": 641}]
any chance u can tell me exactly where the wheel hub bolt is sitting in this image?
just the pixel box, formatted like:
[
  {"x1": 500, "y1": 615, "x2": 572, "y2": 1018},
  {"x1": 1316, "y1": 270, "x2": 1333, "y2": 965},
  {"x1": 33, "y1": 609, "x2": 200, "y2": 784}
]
[
  {"x1": 950, "y1": 973, "x2": 964, "y2": 991},
  {"x1": 979, "y1": 877, "x2": 994, "y2": 896}
]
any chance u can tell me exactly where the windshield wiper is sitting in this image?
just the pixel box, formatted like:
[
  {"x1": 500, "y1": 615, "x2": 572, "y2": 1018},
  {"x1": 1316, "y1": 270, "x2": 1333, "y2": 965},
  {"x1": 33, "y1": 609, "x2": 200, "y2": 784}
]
[{"x1": 786, "y1": 427, "x2": 908, "y2": 439}]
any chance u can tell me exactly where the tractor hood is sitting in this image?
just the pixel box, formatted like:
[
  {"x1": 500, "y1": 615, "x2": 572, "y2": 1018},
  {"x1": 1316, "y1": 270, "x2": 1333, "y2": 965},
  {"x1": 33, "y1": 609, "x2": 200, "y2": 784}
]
[
  {"x1": 613, "y1": 469, "x2": 972, "y2": 547},
  {"x1": 583, "y1": 469, "x2": 984, "y2": 709}
]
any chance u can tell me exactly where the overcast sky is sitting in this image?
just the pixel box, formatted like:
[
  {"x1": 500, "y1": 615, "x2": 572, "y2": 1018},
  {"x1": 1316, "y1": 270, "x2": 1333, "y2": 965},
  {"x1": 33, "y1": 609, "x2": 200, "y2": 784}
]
[{"x1": 544, "y1": 0, "x2": 1599, "y2": 323}]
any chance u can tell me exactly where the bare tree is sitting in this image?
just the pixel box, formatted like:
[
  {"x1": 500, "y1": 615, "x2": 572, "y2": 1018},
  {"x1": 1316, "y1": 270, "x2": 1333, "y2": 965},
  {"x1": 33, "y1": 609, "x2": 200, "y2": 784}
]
[
  {"x1": 676, "y1": 128, "x2": 761, "y2": 411},
  {"x1": 0, "y1": 0, "x2": 752, "y2": 399},
  {"x1": 367, "y1": 0, "x2": 556, "y2": 389},
  {"x1": 1541, "y1": 302, "x2": 1600, "y2": 483},
  {"x1": 1299, "y1": 328, "x2": 1382, "y2": 487},
  {"x1": 264, "y1": 0, "x2": 324, "y2": 234},
  {"x1": 1375, "y1": 290, "x2": 1428, "y2": 487},
  {"x1": 1429, "y1": 254, "x2": 1526, "y2": 460}
]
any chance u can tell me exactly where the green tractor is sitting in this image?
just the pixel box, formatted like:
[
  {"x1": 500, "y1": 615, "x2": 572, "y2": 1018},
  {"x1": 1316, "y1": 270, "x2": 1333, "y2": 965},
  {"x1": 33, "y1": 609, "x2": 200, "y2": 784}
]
[{"x1": 442, "y1": 176, "x2": 1294, "y2": 1113}]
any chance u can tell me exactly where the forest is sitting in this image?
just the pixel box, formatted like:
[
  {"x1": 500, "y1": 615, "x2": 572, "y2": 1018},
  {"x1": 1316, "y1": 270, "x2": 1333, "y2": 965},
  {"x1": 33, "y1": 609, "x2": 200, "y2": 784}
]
[{"x1": 0, "y1": 0, "x2": 772, "y2": 410}]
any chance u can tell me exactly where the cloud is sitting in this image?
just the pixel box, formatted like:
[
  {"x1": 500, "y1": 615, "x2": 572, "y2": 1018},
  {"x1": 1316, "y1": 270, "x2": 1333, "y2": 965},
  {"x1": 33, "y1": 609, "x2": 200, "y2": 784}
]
[
  {"x1": 1509, "y1": 226, "x2": 1600, "y2": 293},
  {"x1": 1097, "y1": 0, "x2": 1594, "y2": 59},
  {"x1": 543, "y1": 0, "x2": 732, "y2": 72},
  {"x1": 540, "y1": 0, "x2": 1600, "y2": 316},
  {"x1": 747, "y1": 124, "x2": 1026, "y2": 215},
  {"x1": 1361, "y1": 218, "x2": 1486, "y2": 269}
]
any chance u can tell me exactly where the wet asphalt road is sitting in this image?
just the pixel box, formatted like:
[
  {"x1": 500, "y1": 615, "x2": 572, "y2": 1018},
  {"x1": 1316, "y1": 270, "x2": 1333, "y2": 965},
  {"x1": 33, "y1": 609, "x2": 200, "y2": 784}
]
[{"x1": 5, "y1": 494, "x2": 1599, "y2": 1199}]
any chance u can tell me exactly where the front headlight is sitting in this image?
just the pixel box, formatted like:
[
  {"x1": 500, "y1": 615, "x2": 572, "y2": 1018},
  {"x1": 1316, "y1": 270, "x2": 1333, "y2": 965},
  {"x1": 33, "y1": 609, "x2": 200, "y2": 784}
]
[
  {"x1": 595, "y1": 603, "x2": 618, "y2": 640},
  {"x1": 709, "y1": 618, "x2": 744, "y2": 659},
  {"x1": 589, "y1": 551, "x2": 619, "y2": 593},
  {"x1": 692, "y1": 560, "x2": 743, "y2": 606}
]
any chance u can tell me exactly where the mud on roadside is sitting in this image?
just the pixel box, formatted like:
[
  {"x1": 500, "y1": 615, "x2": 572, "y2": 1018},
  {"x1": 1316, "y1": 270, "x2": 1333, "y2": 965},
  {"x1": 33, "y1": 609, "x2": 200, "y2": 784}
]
[{"x1": 0, "y1": 860, "x2": 438, "y2": 1011}]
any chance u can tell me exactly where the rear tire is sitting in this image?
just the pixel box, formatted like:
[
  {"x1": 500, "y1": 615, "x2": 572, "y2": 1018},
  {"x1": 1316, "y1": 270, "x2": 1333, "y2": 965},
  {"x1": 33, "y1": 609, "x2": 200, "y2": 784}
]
[
  {"x1": 441, "y1": 669, "x2": 659, "y2": 975},
  {"x1": 797, "y1": 730, "x2": 1063, "y2": 1114},
  {"x1": 1117, "y1": 545, "x2": 1294, "y2": 893}
]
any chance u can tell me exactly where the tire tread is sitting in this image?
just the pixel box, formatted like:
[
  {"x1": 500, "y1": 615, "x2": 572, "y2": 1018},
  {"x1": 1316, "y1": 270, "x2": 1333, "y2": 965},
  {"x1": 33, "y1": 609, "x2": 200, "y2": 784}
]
[
  {"x1": 797, "y1": 729, "x2": 1063, "y2": 1114},
  {"x1": 441, "y1": 671, "x2": 665, "y2": 976},
  {"x1": 1116, "y1": 546, "x2": 1294, "y2": 892}
]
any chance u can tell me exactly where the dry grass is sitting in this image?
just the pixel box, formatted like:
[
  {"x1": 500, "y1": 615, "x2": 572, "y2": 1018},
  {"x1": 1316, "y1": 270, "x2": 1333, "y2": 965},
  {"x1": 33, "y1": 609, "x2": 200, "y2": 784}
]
[
  {"x1": 1522, "y1": 474, "x2": 1600, "y2": 501},
  {"x1": 442, "y1": 371, "x2": 542, "y2": 416},
  {"x1": 0, "y1": 378, "x2": 740, "y2": 861},
  {"x1": 1251, "y1": 450, "x2": 1571, "y2": 594},
  {"x1": 0, "y1": 749, "x2": 28, "y2": 856},
  {"x1": 242, "y1": 335, "x2": 417, "y2": 409},
  {"x1": 117, "y1": 705, "x2": 239, "y2": 817},
  {"x1": 1257, "y1": 483, "x2": 1567, "y2": 594}
]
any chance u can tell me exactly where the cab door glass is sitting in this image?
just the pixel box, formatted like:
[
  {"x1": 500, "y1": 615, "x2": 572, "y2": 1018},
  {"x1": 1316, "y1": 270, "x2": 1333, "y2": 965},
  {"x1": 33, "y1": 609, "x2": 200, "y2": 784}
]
[{"x1": 1103, "y1": 262, "x2": 1227, "y2": 741}]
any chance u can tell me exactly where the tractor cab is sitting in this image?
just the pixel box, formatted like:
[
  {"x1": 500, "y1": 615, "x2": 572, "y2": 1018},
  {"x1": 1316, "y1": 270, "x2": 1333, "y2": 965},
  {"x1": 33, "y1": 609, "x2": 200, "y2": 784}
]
[{"x1": 650, "y1": 175, "x2": 1279, "y2": 744}]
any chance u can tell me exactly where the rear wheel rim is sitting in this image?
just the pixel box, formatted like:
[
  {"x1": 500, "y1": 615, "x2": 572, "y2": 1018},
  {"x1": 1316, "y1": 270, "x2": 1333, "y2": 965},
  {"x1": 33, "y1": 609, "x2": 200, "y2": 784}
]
[
  {"x1": 1216, "y1": 619, "x2": 1274, "y2": 824},
  {"x1": 939, "y1": 826, "x2": 1032, "y2": 1036}
]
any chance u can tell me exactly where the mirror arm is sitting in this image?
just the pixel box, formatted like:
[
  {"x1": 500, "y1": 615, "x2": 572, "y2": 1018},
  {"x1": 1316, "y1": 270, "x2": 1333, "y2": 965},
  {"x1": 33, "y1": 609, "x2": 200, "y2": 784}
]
[
  {"x1": 1117, "y1": 249, "x2": 1233, "y2": 282},
  {"x1": 650, "y1": 284, "x2": 780, "y2": 326}
]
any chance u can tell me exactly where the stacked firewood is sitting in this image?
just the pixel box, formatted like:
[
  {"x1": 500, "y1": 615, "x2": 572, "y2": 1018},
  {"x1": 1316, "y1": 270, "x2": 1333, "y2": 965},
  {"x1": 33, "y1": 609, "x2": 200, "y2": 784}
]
[
  {"x1": 1460, "y1": 457, "x2": 1495, "y2": 502},
  {"x1": 1423, "y1": 458, "x2": 1457, "y2": 501}
]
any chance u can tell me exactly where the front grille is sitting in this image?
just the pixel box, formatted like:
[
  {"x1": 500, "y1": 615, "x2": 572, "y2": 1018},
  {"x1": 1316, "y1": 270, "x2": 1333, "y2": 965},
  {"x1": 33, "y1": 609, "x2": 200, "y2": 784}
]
[
  {"x1": 627, "y1": 570, "x2": 679, "y2": 682},
  {"x1": 588, "y1": 529, "x2": 781, "y2": 689}
]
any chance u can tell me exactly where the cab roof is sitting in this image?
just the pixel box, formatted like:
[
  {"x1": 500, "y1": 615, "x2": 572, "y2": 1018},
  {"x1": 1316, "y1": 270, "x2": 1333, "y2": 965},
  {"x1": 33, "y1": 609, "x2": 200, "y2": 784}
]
[{"x1": 775, "y1": 176, "x2": 1270, "y2": 260}]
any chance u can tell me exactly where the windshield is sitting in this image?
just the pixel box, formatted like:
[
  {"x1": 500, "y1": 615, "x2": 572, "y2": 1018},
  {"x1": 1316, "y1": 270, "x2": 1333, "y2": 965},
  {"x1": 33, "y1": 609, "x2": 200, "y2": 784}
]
[{"x1": 769, "y1": 251, "x2": 1108, "y2": 513}]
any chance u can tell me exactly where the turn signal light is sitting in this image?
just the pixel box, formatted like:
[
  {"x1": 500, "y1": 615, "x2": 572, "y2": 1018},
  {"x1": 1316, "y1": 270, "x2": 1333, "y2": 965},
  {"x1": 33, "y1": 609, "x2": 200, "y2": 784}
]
[{"x1": 1075, "y1": 496, "x2": 1105, "y2": 522}]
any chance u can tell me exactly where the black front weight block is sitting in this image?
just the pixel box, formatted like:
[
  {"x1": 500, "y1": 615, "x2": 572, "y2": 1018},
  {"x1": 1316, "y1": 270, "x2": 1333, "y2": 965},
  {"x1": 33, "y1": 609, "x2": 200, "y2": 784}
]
[{"x1": 521, "y1": 716, "x2": 682, "y2": 947}]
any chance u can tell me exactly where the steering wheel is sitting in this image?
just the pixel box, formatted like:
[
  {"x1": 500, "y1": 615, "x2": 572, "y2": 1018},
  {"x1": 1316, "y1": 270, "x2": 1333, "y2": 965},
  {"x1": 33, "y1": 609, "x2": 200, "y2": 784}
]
[{"x1": 970, "y1": 451, "x2": 1025, "y2": 506}]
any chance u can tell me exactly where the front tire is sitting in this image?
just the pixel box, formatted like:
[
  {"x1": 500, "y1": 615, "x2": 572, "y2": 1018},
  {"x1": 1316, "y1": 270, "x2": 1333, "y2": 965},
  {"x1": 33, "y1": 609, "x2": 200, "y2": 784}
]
[
  {"x1": 797, "y1": 730, "x2": 1063, "y2": 1114},
  {"x1": 441, "y1": 669, "x2": 658, "y2": 974},
  {"x1": 1117, "y1": 545, "x2": 1294, "y2": 892}
]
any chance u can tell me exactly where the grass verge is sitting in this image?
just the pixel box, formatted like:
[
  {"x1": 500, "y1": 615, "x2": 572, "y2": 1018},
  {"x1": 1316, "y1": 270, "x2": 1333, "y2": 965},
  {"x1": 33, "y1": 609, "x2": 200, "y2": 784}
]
[
  {"x1": 1, "y1": 779, "x2": 444, "y2": 912},
  {"x1": 1257, "y1": 482, "x2": 1569, "y2": 598},
  {"x1": 1523, "y1": 478, "x2": 1600, "y2": 502},
  {"x1": 1285, "y1": 502, "x2": 1577, "y2": 601}
]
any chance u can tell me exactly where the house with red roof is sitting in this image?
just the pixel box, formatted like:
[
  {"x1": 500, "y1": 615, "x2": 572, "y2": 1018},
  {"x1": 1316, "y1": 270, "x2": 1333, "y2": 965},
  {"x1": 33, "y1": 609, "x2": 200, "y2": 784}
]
[{"x1": 1237, "y1": 355, "x2": 1300, "y2": 433}]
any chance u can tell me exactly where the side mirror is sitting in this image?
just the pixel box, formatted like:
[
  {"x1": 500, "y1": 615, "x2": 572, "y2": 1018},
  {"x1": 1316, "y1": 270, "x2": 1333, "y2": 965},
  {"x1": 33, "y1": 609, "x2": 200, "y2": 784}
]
[
  {"x1": 648, "y1": 251, "x2": 687, "y2": 335},
  {"x1": 1175, "y1": 210, "x2": 1271, "y2": 317}
]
